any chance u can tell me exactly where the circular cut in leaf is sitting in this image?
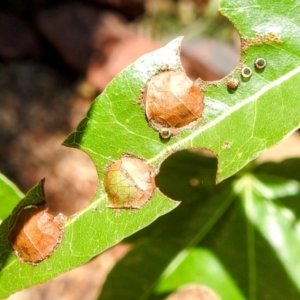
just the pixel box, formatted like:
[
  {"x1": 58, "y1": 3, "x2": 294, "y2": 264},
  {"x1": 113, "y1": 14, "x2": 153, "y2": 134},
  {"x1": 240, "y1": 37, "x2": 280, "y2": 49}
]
[
  {"x1": 144, "y1": 70, "x2": 204, "y2": 138},
  {"x1": 8, "y1": 205, "x2": 65, "y2": 265},
  {"x1": 104, "y1": 156, "x2": 156, "y2": 209}
]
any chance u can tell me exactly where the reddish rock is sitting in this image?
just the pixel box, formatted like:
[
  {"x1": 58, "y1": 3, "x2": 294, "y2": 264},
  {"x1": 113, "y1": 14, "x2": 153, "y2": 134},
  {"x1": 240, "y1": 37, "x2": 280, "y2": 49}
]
[
  {"x1": 166, "y1": 285, "x2": 220, "y2": 300},
  {"x1": 87, "y1": 36, "x2": 160, "y2": 91}
]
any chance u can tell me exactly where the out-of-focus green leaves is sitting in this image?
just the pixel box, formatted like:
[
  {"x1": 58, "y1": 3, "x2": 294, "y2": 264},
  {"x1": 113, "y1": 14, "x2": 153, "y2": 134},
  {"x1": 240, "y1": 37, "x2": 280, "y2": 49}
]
[
  {"x1": 156, "y1": 248, "x2": 246, "y2": 300},
  {"x1": 99, "y1": 151, "x2": 300, "y2": 300},
  {"x1": 0, "y1": 173, "x2": 23, "y2": 223}
]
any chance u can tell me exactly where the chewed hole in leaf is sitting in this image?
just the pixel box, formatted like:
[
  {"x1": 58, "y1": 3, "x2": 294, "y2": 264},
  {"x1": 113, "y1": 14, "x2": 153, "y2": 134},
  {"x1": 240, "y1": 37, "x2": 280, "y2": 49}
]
[
  {"x1": 156, "y1": 150, "x2": 217, "y2": 202},
  {"x1": 8, "y1": 205, "x2": 65, "y2": 265},
  {"x1": 104, "y1": 155, "x2": 156, "y2": 209},
  {"x1": 180, "y1": 14, "x2": 241, "y2": 81},
  {"x1": 143, "y1": 70, "x2": 204, "y2": 138},
  {"x1": 42, "y1": 147, "x2": 98, "y2": 217}
]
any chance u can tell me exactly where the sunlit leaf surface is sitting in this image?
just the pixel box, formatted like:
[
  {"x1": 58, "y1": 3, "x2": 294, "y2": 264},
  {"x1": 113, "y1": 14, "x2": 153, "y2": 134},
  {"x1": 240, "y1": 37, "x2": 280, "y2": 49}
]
[{"x1": 1, "y1": 0, "x2": 300, "y2": 297}]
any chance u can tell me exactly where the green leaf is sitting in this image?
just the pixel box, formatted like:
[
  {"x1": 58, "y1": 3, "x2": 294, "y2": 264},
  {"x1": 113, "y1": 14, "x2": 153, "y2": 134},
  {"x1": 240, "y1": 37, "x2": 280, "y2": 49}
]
[
  {"x1": 99, "y1": 152, "x2": 300, "y2": 300},
  {"x1": 0, "y1": 38, "x2": 182, "y2": 299},
  {"x1": 67, "y1": 0, "x2": 300, "y2": 183},
  {"x1": 0, "y1": 173, "x2": 23, "y2": 223},
  {"x1": 156, "y1": 248, "x2": 246, "y2": 300},
  {"x1": 1, "y1": 0, "x2": 300, "y2": 297}
]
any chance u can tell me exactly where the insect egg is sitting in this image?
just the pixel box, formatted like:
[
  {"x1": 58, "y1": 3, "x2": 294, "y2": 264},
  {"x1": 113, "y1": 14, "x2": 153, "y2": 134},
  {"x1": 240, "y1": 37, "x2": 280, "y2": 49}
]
[
  {"x1": 241, "y1": 66, "x2": 252, "y2": 79},
  {"x1": 226, "y1": 77, "x2": 239, "y2": 90},
  {"x1": 254, "y1": 58, "x2": 267, "y2": 70},
  {"x1": 159, "y1": 128, "x2": 172, "y2": 139}
]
